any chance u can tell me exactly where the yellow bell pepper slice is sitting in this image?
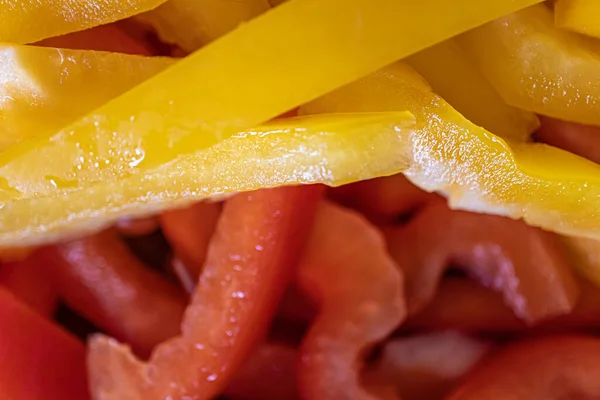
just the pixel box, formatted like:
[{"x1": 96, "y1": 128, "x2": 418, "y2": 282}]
[
  {"x1": 0, "y1": 44, "x2": 174, "y2": 151},
  {"x1": 0, "y1": 112, "x2": 416, "y2": 246},
  {"x1": 555, "y1": 0, "x2": 600, "y2": 39},
  {"x1": 0, "y1": 0, "x2": 169, "y2": 44},
  {"x1": 562, "y1": 236, "x2": 600, "y2": 288},
  {"x1": 458, "y1": 4, "x2": 600, "y2": 126},
  {"x1": 300, "y1": 62, "x2": 600, "y2": 240},
  {"x1": 137, "y1": 0, "x2": 271, "y2": 52},
  {"x1": 406, "y1": 39, "x2": 539, "y2": 141},
  {"x1": 0, "y1": 0, "x2": 545, "y2": 204}
]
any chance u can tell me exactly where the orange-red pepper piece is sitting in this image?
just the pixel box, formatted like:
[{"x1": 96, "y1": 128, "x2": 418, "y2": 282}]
[
  {"x1": 448, "y1": 335, "x2": 600, "y2": 400},
  {"x1": 0, "y1": 287, "x2": 89, "y2": 400},
  {"x1": 88, "y1": 186, "x2": 323, "y2": 400},
  {"x1": 37, "y1": 230, "x2": 187, "y2": 357},
  {"x1": 385, "y1": 201, "x2": 579, "y2": 323},
  {"x1": 535, "y1": 116, "x2": 600, "y2": 165},
  {"x1": 297, "y1": 201, "x2": 405, "y2": 400}
]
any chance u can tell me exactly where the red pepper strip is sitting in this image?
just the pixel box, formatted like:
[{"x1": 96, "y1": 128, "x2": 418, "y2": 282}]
[
  {"x1": 328, "y1": 174, "x2": 439, "y2": 224},
  {"x1": 224, "y1": 342, "x2": 300, "y2": 400},
  {"x1": 0, "y1": 258, "x2": 57, "y2": 317},
  {"x1": 365, "y1": 332, "x2": 492, "y2": 400},
  {"x1": 0, "y1": 287, "x2": 88, "y2": 399},
  {"x1": 88, "y1": 186, "x2": 323, "y2": 400},
  {"x1": 407, "y1": 277, "x2": 600, "y2": 334},
  {"x1": 385, "y1": 201, "x2": 579, "y2": 323},
  {"x1": 448, "y1": 335, "x2": 600, "y2": 400},
  {"x1": 37, "y1": 229, "x2": 186, "y2": 357},
  {"x1": 296, "y1": 201, "x2": 405, "y2": 400},
  {"x1": 36, "y1": 24, "x2": 154, "y2": 55},
  {"x1": 405, "y1": 279, "x2": 524, "y2": 333},
  {"x1": 535, "y1": 116, "x2": 600, "y2": 165},
  {"x1": 160, "y1": 201, "x2": 222, "y2": 282}
]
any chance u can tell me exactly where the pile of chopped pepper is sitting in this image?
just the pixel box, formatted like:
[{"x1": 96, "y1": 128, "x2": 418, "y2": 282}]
[{"x1": 4, "y1": 0, "x2": 600, "y2": 399}]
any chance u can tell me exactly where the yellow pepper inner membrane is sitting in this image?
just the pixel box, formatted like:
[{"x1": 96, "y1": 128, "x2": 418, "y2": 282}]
[{"x1": 0, "y1": 0, "x2": 546, "y2": 205}]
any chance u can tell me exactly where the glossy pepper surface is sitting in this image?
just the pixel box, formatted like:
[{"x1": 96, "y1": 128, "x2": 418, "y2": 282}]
[
  {"x1": 458, "y1": 5, "x2": 600, "y2": 126},
  {"x1": 555, "y1": 0, "x2": 600, "y2": 39},
  {"x1": 301, "y1": 62, "x2": 600, "y2": 241}
]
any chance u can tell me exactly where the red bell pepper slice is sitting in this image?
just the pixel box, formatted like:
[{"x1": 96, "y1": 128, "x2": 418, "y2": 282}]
[
  {"x1": 448, "y1": 335, "x2": 600, "y2": 400},
  {"x1": 297, "y1": 201, "x2": 405, "y2": 400},
  {"x1": 88, "y1": 185, "x2": 323, "y2": 399},
  {"x1": 385, "y1": 201, "x2": 580, "y2": 323},
  {"x1": 0, "y1": 287, "x2": 88, "y2": 399},
  {"x1": 37, "y1": 229, "x2": 187, "y2": 357}
]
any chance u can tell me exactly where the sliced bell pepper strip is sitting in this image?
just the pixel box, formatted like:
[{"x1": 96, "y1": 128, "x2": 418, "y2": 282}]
[
  {"x1": 555, "y1": 0, "x2": 600, "y2": 39},
  {"x1": 0, "y1": 258, "x2": 58, "y2": 317},
  {"x1": 160, "y1": 201, "x2": 221, "y2": 283},
  {"x1": 448, "y1": 336, "x2": 600, "y2": 400},
  {"x1": 0, "y1": 0, "x2": 546, "y2": 203},
  {"x1": 457, "y1": 4, "x2": 600, "y2": 126},
  {"x1": 88, "y1": 186, "x2": 322, "y2": 400},
  {"x1": 0, "y1": 43, "x2": 174, "y2": 152},
  {"x1": 406, "y1": 39, "x2": 539, "y2": 141},
  {"x1": 297, "y1": 201, "x2": 405, "y2": 400},
  {"x1": 366, "y1": 332, "x2": 491, "y2": 400},
  {"x1": 300, "y1": 62, "x2": 600, "y2": 240},
  {"x1": 137, "y1": 0, "x2": 271, "y2": 52},
  {"x1": 0, "y1": 287, "x2": 88, "y2": 400},
  {"x1": 384, "y1": 201, "x2": 579, "y2": 322},
  {"x1": 36, "y1": 229, "x2": 187, "y2": 357},
  {"x1": 0, "y1": 0, "x2": 169, "y2": 44},
  {"x1": 0, "y1": 112, "x2": 414, "y2": 247}
]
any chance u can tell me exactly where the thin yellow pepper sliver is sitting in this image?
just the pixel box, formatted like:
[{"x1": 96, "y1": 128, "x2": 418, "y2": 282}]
[
  {"x1": 300, "y1": 62, "x2": 600, "y2": 241},
  {"x1": 0, "y1": 112, "x2": 416, "y2": 246},
  {"x1": 0, "y1": 0, "x2": 169, "y2": 44},
  {"x1": 0, "y1": 44, "x2": 174, "y2": 151},
  {"x1": 555, "y1": 0, "x2": 600, "y2": 39},
  {"x1": 458, "y1": 4, "x2": 600, "y2": 126},
  {"x1": 0, "y1": 0, "x2": 545, "y2": 204}
]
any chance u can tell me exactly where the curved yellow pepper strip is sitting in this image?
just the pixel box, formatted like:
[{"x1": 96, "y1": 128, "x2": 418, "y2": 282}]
[
  {"x1": 0, "y1": 0, "x2": 169, "y2": 44},
  {"x1": 0, "y1": 0, "x2": 545, "y2": 203},
  {"x1": 0, "y1": 112, "x2": 415, "y2": 246},
  {"x1": 0, "y1": 44, "x2": 174, "y2": 152},
  {"x1": 555, "y1": 0, "x2": 600, "y2": 39},
  {"x1": 137, "y1": 0, "x2": 271, "y2": 52},
  {"x1": 406, "y1": 39, "x2": 539, "y2": 141},
  {"x1": 457, "y1": 4, "x2": 600, "y2": 126},
  {"x1": 300, "y1": 62, "x2": 600, "y2": 240}
]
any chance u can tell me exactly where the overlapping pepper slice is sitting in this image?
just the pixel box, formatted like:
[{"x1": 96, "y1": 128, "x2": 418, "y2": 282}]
[
  {"x1": 88, "y1": 186, "x2": 322, "y2": 400},
  {"x1": 406, "y1": 39, "x2": 539, "y2": 140},
  {"x1": 555, "y1": 0, "x2": 600, "y2": 39},
  {"x1": 458, "y1": 4, "x2": 600, "y2": 126},
  {"x1": 0, "y1": 0, "x2": 169, "y2": 44},
  {"x1": 296, "y1": 201, "x2": 405, "y2": 400},
  {"x1": 0, "y1": 0, "x2": 546, "y2": 203},
  {"x1": 300, "y1": 62, "x2": 600, "y2": 240},
  {"x1": 0, "y1": 43, "x2": 174, "y2": 151},
  {"x1": 0, "y1": 112, "x2": 415, "y2": 246},
  {"x1": 137, "y1": 0, "x2": 271, "y2": 52}
]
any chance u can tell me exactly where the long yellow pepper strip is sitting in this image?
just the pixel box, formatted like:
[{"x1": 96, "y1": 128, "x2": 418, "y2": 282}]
[
  {"x1": 300, "y1": 62, "x2": 600, "y2": 241},
  {"x1": 0, "y1": 112, "x2": 416, "y2": 246},
  {"x1": 137, "y1": 0, "x2": 271, "y2": 52},
  {"x1": 0, "y1": 44, "x2": 174, "y2": 151},
  {"x1": 555, "y1": 0, "x2": 600, "y2": 39},
  {"x1": 0, "y1": 0, "x2": 169, "y2": 44},
  {"x1": 0, "y1": 0, "x2": 546, "y2": 204},
  {"x1": 458, "y1": 4, "x2": 600, "y2": 126},
  {"x1": 406, "y1": 39, "x2": 539, "y2": 141}
]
